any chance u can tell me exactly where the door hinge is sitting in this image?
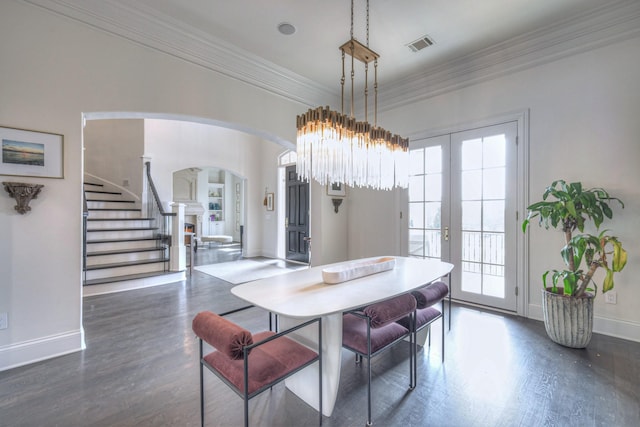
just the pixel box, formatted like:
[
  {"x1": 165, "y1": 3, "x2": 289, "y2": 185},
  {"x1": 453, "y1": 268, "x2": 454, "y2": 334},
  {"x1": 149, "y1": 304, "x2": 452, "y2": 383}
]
[
  {"x1": 515, "y1": 135, "x2": 519, "y2": 146},
  {"x1": 516, "y1": 211, "x2": 519, "y2": 220},
  {"x1": 400, "y1": 211, "x2": 403, "y2": 219},
  {"x1": 515, "y1": 286, "x2": 519, "y2": 296}
]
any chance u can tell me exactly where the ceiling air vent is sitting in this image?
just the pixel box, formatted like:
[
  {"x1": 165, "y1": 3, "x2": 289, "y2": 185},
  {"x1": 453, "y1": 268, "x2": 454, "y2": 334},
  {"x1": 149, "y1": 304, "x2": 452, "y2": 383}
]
[{"x1": 407, "y1": 35, "x2": 434, "y2": 53}]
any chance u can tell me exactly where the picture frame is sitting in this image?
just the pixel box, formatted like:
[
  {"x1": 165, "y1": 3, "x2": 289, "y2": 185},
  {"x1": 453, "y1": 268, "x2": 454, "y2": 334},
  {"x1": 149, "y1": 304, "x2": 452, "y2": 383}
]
[
  {"x1": 0, "y1": 126, "x2": 64, "y2": 179},
  {"x1": 327, "y1": 182, "x2": 346, "y2": 197},
  {"x1": 266, "y1": 192, "x2": 274, "y2": 211}
]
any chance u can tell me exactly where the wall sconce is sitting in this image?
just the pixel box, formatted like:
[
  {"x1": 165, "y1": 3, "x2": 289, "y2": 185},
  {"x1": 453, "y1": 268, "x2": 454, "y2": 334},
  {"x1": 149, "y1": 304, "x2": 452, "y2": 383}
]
[
  {"x1": 3, "y1": 182, "x2": 44, "y2": 214},
  {"x1": 332, "y1": 198, "x2": 343, "y2": 213}
]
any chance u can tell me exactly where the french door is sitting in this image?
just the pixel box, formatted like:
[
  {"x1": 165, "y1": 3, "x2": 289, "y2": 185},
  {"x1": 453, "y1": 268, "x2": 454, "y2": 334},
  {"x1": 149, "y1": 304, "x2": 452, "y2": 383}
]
[{"x1": 409, "y1": 122, "x2": 518, "y2": 311}]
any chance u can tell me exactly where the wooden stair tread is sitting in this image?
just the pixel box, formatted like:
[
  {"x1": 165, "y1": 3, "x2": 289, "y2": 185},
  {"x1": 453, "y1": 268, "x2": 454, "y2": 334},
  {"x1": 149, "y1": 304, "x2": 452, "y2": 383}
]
[
  {"x1": 86, "y1": 236, "x2": 163, "y2": 244},
  {"x1": 83, "y1": 182, "x2": 104, "y2": 187},
  {"x1": 89, "y1": 208, "x2": 142, "y2": 212},
  {"x1": 87, "y1": 217, "x2": 154, "y2": 222},
  {"x1": 87, "y1": 227, "x2": 159, "y2": 232},
  {"x1": 84, "y1": 190, "x2": 123, "y2": 195},
  {"x1": 86, "y1": 198, "x2": 135, "y2": 203}
]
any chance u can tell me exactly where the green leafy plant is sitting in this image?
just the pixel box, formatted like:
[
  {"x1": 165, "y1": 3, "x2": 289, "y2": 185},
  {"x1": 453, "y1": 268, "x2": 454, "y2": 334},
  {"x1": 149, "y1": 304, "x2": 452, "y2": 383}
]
[{"x1": 522, "y1": 180, "x2": 627, "y2": 297}]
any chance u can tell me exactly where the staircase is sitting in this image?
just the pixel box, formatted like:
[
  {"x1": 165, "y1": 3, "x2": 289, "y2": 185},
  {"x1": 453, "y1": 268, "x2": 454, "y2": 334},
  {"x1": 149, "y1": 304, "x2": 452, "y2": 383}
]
[{"x1": 83, "y1": 180, "x2": 183, "y2": 294}]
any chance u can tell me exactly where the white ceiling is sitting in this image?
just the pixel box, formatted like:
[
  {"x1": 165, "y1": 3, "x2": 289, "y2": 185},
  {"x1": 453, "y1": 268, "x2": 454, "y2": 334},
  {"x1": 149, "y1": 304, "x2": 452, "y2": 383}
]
[{"x1": 24, "y1": 0, "x2": 640, "y2": 108}]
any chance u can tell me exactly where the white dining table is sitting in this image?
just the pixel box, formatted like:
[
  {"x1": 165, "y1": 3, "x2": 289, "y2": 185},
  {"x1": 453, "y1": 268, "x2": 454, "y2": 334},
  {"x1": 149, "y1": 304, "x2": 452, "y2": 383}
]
[{"x1": 231, "y1": 256, "x2": 454, "y2": 416}]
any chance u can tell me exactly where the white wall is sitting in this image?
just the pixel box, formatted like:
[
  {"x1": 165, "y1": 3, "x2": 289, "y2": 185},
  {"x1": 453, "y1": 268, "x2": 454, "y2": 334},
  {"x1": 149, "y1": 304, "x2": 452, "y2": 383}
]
[
  {"x1": 84, "y1": 119, "x2": 145, "y2": 197},
  {"x1": 310, "y1": 181, "x2": 349, "y2": 266},
  {"x1": 354, "y1": 35, "x2": 640, "y2": 341},
  {"x1": 0, "y1": 0, "x2": 308, "y2": 371}
]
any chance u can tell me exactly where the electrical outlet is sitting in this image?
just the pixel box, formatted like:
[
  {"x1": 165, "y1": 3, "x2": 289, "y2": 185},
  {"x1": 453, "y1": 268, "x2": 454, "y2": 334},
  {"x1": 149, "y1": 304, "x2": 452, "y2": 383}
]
[
  {"x1": 604, "y1": 291, "x2": 617, "y2": 304},
  {"x1": 0, "y1": 312, "x2": 7, "y2": 330}
]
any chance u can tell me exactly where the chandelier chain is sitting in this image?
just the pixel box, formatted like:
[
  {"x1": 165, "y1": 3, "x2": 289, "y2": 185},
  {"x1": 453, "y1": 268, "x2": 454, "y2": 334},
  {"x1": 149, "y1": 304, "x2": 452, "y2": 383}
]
[
  {"x1": 366, "y1": 0, "x2": 370, "y2": 46},
  {"x1": 350, "y1": 0, "x2": 354, "y2": 40},
  {"x1": 295, "y1": 0, "x2": 409, "y2": 190}
]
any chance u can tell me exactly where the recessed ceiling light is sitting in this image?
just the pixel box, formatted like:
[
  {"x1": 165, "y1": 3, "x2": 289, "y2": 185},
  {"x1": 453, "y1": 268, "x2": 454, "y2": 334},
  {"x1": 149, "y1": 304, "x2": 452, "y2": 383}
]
[{"x1": 278, "y1": 22, "x2": 296, "y2": 36}]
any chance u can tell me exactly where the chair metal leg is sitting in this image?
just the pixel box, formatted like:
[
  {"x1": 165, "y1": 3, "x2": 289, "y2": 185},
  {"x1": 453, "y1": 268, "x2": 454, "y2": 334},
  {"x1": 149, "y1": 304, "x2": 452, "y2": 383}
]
[
  {"x1": 319, "y1": 318, "x2": 323, "y2": 426},
  {"x1": 410, "y1": 312, "x2": 416, "y2": 390},
  {"x1": 367, "y1": 356, "x2": 372, "y2": 426},
  {"x1": 441, "y1": 300, "x2": 446, "y2": 362},
  {"x1": 199, "y1": 340, "x2": 204, "y2": 427}
]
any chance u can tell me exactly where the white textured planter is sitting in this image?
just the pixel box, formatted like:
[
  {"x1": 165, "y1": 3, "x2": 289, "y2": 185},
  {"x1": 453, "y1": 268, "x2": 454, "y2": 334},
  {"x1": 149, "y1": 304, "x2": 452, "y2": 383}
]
[{"x1": 541, "y1": 288, "x2": 594, "y2": 348}]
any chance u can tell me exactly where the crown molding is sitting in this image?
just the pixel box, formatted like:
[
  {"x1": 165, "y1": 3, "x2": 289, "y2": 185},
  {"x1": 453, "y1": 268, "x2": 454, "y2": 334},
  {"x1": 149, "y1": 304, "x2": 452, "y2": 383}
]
[
  {"x1": 21, "y1": 0, "x2": 640, "y2": 114},
  {"x1": 21, "y1": 0, "x2": 337, "y2": 108},
  {"x1": 377, "y1": 0, "x2": 640, "y2": 112}
]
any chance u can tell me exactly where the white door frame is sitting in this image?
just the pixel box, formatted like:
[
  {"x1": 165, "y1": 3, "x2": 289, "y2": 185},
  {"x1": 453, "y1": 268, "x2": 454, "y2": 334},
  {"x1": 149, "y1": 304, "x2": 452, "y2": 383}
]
[{"x1": 405, "y1": 110, "x2": 529, "y2": 317}]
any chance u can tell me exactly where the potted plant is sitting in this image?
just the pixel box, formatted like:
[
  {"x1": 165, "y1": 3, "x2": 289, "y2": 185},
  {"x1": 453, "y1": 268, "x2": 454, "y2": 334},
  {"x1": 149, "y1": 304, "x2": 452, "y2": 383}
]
[{"x1": 522, "y1": 180, "x2": 627, "y2": 348}]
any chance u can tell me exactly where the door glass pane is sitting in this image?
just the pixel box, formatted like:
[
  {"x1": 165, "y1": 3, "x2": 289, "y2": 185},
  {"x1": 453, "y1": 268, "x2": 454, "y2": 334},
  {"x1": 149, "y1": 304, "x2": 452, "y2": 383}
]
[
  {"x1": 461, "y1": 170, "x2": 482, "y2": 200},
  {"x1": 410, "y1": 149, "x2": 424, "y2": 176},
  {"x1": 460, "y1": 133, "x2": 507, "y2": 299},
  {"x1": 409, "y1": 175, "x2": 424, "y2": 201},
  {"x1": 424, "y1": 174, "x2": 442, "y2": 201},
  {"x1": 409, "y1": 203, "x2": 424, "y2": 229},
  {"x1": 483, "y1": 135, "x2": 505, "y2": 168},
  {"x1": 483, "y1": 167, "x2": 505, "y2": 199},
  {"x1": 425, "y1": 230, "x2": 442, "y2": 258},
  {"x1": 461, "y1": 139, "x2": 482, "y2": 170},
  {"x1": 409, "y1": 144, "x2": 442, "y2": 261},
  {"x1": 425, "y1": 202, "x2": 441, "y2": 229},
  {"x1": 462, "y1": 201, "x2": 481, "y2": 230},
  {"x1": 409, "y1": 229, "x2": 424, "y2": 257},
  {"x1": 483, "y1": 200, "x2": 504, "y2": 232},
  {"x1": 425, "y1": 146, "x2": 442, "y2": 173}
]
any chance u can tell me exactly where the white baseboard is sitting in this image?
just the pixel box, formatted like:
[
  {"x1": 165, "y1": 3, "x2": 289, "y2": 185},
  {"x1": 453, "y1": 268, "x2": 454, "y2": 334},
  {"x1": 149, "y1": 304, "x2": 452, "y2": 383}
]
[
  {"x1": 82, "y1": 271, "x2": 185, "y2": 297},
  {"x1": 528, "y1": 304, "x2": 640, "y2": 343},
  {"x1": 0, "y1": 330, "x2": 83, "y2": 372}
]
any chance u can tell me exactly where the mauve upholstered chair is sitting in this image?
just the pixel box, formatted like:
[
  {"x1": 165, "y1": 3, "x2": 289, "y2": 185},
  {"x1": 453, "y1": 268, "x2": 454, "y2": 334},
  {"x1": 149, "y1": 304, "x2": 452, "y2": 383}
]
[
  {"x1": 397, "y1": 280, "x2": 449, "y2": 381},
  {"x1": 192, "y1": 309, "x2": 322, "y2": 427},
  {"x1": 342, "y1": 293, "x2": 417, "y2": 426}
]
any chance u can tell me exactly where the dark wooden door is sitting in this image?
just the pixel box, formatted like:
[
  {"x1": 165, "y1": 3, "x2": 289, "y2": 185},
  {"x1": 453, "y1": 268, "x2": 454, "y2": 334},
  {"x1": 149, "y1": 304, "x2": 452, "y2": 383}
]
[{"x1": 285, "y1": 165, "x2": 310, "y2": 263}]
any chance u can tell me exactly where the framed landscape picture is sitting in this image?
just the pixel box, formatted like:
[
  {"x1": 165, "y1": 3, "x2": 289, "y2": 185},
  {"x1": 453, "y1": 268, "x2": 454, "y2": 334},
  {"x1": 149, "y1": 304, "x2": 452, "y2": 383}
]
[{"x1": 0, "y1": 126, "x2": 64, "y2": 179}]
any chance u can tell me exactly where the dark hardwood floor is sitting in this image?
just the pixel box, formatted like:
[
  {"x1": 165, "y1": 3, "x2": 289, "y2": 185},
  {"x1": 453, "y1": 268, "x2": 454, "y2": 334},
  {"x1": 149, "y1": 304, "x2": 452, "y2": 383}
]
[{"x1": 1, "y1": 247, "x2": 639, "y2": 426}]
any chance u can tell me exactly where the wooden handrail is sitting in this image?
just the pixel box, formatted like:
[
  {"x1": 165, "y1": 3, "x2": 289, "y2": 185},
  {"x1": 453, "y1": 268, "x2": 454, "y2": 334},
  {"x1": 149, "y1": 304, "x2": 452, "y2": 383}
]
[{"x1": 145, "y1": 161, "x2": 176, "y2": 217}]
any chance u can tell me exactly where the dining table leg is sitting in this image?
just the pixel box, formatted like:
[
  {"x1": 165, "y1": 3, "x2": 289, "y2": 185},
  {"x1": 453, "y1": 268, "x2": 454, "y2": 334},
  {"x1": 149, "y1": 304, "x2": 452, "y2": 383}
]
[{"x1": 280, "y1": 312, "x2": 343, "y2": 417}]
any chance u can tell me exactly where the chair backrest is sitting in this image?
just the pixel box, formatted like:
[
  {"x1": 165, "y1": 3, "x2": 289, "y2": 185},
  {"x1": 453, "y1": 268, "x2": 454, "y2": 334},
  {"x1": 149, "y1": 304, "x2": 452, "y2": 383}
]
[
  {"x1": 192, "y1": 311, "x2": 253, "y2": 360},
  {"x1": 363, "y1": 293, "x2": 417, "y2": 328},
  {"x1": 411, "y1": 281, "x2": 448, "y2": 309}
]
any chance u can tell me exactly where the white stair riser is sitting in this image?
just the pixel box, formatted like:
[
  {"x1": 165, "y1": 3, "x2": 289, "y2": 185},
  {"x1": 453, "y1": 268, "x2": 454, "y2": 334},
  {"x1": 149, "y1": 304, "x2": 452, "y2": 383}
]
[
  {"x1": 85, "y1": 263, "x2": 166, "y2": 280},
  {"x1": 86, "y1": 240, "x2": 162, "y2": 252},
  {"x1": 87, "y1": 219, "x2": 154, "y2": 229},
  {"x1": 84, "y1": 192, "x2": 126, "y2": 201},
  {"x1": 87, "y1": 229, "x2": 157, "y2": 240},
  {"x1": 88, "y1": 210, "x2": 141, "y2": 219},
  {"x1": 87, "y1": 201, "x2": 139, "y2": 210},
  {"x1": 86, "y1": 251, "x2": 167, "y2": 266}
]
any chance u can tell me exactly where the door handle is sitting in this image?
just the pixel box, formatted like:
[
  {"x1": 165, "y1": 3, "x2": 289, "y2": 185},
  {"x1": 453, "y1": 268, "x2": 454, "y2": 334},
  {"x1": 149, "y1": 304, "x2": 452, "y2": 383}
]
[{"x1": 444, "y1": 226, "x2": 449, "y2": 241}]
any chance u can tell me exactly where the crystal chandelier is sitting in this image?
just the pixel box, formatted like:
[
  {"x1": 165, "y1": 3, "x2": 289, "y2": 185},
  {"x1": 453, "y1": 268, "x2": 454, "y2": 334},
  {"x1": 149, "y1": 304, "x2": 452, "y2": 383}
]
[{"x1": 296, "y1": 0, "x2": 409, "y2": 191}]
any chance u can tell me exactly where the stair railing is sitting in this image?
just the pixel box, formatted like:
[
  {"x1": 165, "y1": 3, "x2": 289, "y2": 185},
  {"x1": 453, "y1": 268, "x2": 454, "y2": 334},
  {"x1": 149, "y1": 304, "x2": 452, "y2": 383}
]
[
  {"x1": 145, "y1": 161, "x2": 176, "y2": 271},
  {"x1": 82, "y1": 191, "x2": 88, "y2": 283}
]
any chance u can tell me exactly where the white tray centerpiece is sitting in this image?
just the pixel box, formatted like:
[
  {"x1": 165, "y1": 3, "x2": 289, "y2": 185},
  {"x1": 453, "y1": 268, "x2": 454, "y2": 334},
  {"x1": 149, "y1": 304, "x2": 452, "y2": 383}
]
[{"x1": 321, "y1": 256, "x2": 396, "y2": 284}]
